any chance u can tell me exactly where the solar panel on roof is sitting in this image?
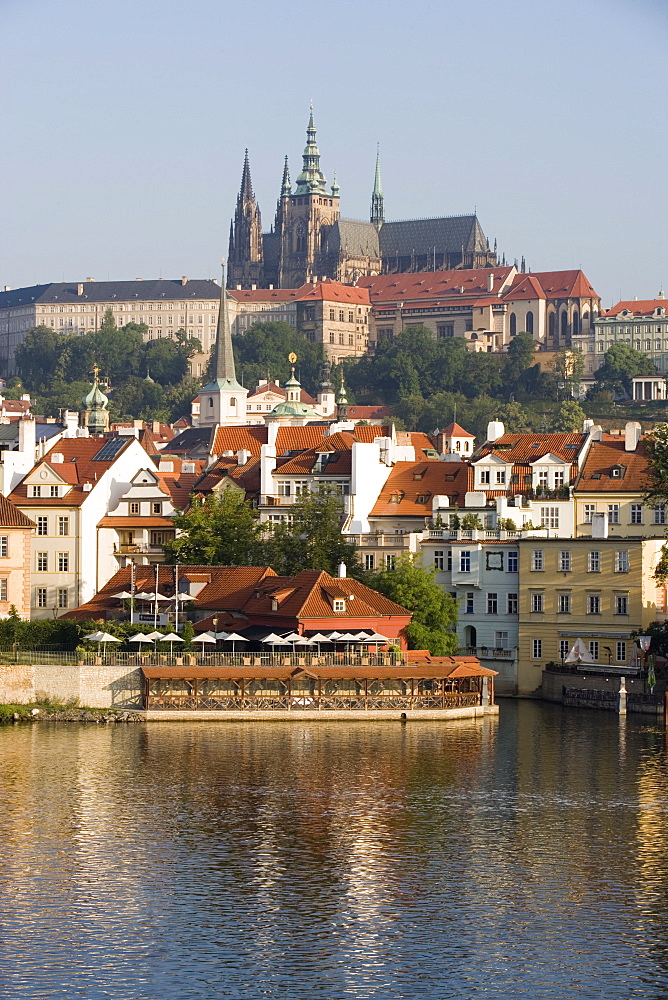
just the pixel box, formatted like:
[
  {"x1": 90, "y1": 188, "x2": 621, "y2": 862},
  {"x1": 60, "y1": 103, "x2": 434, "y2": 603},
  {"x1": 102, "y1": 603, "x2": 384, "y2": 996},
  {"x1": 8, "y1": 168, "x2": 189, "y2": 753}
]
[{"x1": 93, "y1": 438, "x2": 127, "y2": 461}]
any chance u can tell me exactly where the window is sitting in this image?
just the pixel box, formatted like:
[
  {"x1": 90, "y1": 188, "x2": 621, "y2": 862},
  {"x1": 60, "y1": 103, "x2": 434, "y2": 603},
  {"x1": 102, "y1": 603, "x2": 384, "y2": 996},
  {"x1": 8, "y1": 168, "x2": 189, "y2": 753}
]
[
  {"x1": 37, "y1": 516, "x2": 48, "y2": 536},
  {"x1": 152, "y1": 502, "x2": 161, "y2": 515},
  {"x1": 465, "y1": 593, "x2": 474, "y2": 614},
  {"x1": 332, "y1": 599, "x2": 346, "y2": 612},
  {"x1": 540, "y1": 507, "x2": 559, "y2": 529},
  {"x1": 434, "y1": 550, "x2": 445, "y2": 571},
  {"x1": 583, "y1": 504, "x2": 596, "y2": 524},
  {"x1": 36, "y1": 587, "x2": 47, "y2": 609},
  {"x1": 608, "y1": 504, "x2": 620, "y2": 525},
  {"x1": 31, "y1": 485, "x2": 42, "y2": 498},
  {"x1": 559, "y1": 550, "x2": 571, "y2": 572},
  {"x1": 587, "y1": 550, "x2": 600, "y2": 572},
  {"x1": 277, "y1": 482, "x2": 291, "y2": 497},
  {"x1": 385, "y1": 554, "x2": 396, "y2": 569},
  {"x1": 437, "y1": 324, "x2": 454, "y2": 339},
  {"x1": 494, "y1": 631, "x2": 509, "y2": 649},
  {"x1": 58, "y1": 516, "x2": 69, "y2": 536},
  {"x1": 615, "y1": 550, "x2": 629, "y2": 573},
  {"x1": 559, "y1": 639, "x2": 570, "y2": 660},
  {"x1": 487, "y1": 593, "x2": 498, "y2": 614},
  {"x1": 616, "y1": 641, "x2": 627, "y2": 662},
  {"x1": 37, "y1": 552, "x2": 48, "y2": 572},
  {"x1": 532, "y1": 639, "x2": 542, "y2": 658},
  {"x1": 460, "y1": 551, "x2": 471, "y2": 572},
  {"x1": 507, "y1": 551, "x2": 518, "y2": 573},
  {"x1": 531, "y1": 550, "x2": 543, "y2": 571},
  {"x1": 554, "y1": 470, "x2": 565, "y2": 488},
  {"x1": 616, "y1": 595, "x2": 628, "y2": 615},
  {"x1": 129, "y1": 502, "x2": 140, "y2": 515},
  {"x1": 654, "y1": 504, "x2": 666, "y2": 525},
  {"x1": 588, "y1": 595, "x2": 601, "y2": 614},
  {"x1": 495, "y1": 470, "x2": 506, "y2": 485},
  {"x1": 0, "y1": 579, "x2": 6, "y2": 601},
  {"x1": 329, "y1": 333, "x2": 334, "y2": 343},
  {"x1": 507, "y1": 593, "x2": 518, "y2": 614},
  {"x1": 50, "y1": 486, "x2": 59, "y2": 498},
  {"x1": 531, "y1": 593, "x2": 544, "y2": 613},
  {"x1": 364, "y1": 554, "x2": 375, "y2": 570},
  {"x1": 57, "y1": 552, "x2": 69, "y2": 573},
  {"x1": 558, "y1": 593, "x2": 571, "y2": 614},
  {"x1": 57, "y1": 588, "x2": 68, "y2": 609},
  {"x1": 294, "y1": 481, "x2": 309, "y2": 496},
  {"x1": 630, "y1": 504, "x2": 643, "y2": 524},
  {"x1": 589, "y1": 641, "x2": 599, "y2": 660},
  {"x1": 479, "y1": 469, "x2": 491, "y2": 485}
]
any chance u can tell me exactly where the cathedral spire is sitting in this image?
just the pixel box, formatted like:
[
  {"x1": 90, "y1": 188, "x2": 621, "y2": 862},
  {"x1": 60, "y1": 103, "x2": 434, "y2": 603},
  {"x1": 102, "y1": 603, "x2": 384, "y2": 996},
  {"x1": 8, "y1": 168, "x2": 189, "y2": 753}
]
[
  {"x1": 370, "y1": 144, "x2": 384, "y2": 230},
  {"x1": 227, "y1": 149, "x2": 263, "y2": 288},
  {"x1": 281, "y1": 155, "x2": 291, "y2": 196},
  {"x1": 239, "y1": 148, "x2": 254, "y2": 201},
  {"x1": 295, "y1": 106, "x2": 328, "y2": 195}
]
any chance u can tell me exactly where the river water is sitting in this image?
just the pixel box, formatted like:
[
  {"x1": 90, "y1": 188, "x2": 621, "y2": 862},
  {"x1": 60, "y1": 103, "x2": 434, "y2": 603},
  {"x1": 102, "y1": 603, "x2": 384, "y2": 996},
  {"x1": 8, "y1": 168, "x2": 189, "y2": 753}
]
[{"x1": 1, "y1": 702, "x2": 667, "y2": 999}]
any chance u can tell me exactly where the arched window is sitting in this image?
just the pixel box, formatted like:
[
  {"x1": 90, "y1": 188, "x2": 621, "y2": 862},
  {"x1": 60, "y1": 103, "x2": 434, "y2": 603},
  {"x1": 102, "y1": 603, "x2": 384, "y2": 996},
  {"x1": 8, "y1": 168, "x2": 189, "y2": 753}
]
[
  {"x1": 295, "y1": 224, "x2": 306, "y2": 254},
  {"x1": 572, "y1": 310, "x2": 580, "y2": 336},
  {"x1": 548, "y1": 312, "x2": 556, "y2": 338},
  {"x1": 510, "y1": 313, "x2": 517, "y2": 337},
  {"x1": 230, "y1": 397, "x2": 236, "y2": 408},
  {"x1": 561, "y1": 311, "x2": 568, "y2": 339},
  {"x1": 526, "y1": 311, "x2": 534, "y2": 334},
  {"x1": 208, "y1": 397, "x2": 214, "y2": 408}
]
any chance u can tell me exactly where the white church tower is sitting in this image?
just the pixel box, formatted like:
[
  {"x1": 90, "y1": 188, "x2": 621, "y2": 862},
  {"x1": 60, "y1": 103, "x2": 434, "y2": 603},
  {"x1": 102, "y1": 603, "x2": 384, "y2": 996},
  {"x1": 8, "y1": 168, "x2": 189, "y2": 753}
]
[{"x1": 193, "y1": 262, "x2": 248, "y2": 427}]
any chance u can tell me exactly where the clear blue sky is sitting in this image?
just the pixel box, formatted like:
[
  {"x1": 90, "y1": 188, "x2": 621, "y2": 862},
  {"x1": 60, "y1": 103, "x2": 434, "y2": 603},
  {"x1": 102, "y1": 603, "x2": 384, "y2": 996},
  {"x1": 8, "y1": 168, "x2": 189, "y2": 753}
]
[{"x1": 2, "y1": 0, "x2": 666, "y2": 305}]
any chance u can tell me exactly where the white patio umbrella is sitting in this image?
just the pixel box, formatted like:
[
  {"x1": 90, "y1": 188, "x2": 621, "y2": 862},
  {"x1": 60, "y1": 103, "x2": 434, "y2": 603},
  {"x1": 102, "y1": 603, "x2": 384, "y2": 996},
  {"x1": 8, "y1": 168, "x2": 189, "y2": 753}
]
[
  {"x1": 222, "y1": 632, "x2": 248, "y2": 653},
  {"x1": 192, "y1": 632, "x2": 217, "y2": 644},
  {"x1": 283, "y1": 632, "x2": 312, "y2": 643},
  {"x1": 307, "y1": 632, "x2": 330, "y2": 653},
  {"x1": 111, "y1": 591, "x2": 133, "y2": 599},
  {"x1": 134, "y1": 592, "x2": 154, "y2": 601},
  {"x1": 161, "y1": 632, "x2": 184, "y2": 655},
  {"x1": 83, "y1": 631, "x2": 105, "y2": 642},
  {"x1": 128, "y1": 632, "x2": 153, "y2": 643},
  {"x1": 145, "y1": 630, "x2": 165, "y2": 641},
  {"x1": 326, "y1": 631, "x2": 343, "y2": 641},
  {"x1": 90, "y1": 631, "x2": 120, "y2": 658}
]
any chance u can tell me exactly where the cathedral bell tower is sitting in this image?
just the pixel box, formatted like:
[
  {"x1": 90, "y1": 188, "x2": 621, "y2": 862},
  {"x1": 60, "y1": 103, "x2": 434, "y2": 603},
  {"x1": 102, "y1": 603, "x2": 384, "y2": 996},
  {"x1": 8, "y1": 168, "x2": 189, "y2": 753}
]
[
  {"x1": 227, "y1": 150, "x2": 263, "y2": 289},
  {"x1": 277, "y1": 108, "x2": 340, "y2": 288},
  {"x1": 193, "y1": 263, "x2": 248, "y2": 427}
]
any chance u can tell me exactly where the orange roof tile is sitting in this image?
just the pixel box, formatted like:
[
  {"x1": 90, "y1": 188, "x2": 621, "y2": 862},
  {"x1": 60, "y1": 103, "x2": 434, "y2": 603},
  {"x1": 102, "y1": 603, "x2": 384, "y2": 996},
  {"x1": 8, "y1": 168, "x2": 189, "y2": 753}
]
[
  {"x1": 0, "y1": 494, "x2": 35, "y2": 528},
  {"x1": 475, "y1": 432, "x2": 586, "y2": 464},
  {"x1": 442, "y1": 421, "x2": 475, "y2": 438},
  {"x1": 502, "y1": 274, "x2": 546, "y2": 301},
  {"x1": 297, "y1": 281, "x2": 370, "y2": 305},
  {"x1": 575, "y1": 439, "x2": 652, "y2": 493},
  {"x1": 604, "y1": 299, "x2": 668, "y2": 318},
  {"x1": 370, "y1": 461, "x2": 471, "y2": 517},
  {"x1": 357, "y1": 266, "x2": 515, "y2": 304},
  {"x1": 527, "y1": 269, "x2": 599, "y2": 300}
]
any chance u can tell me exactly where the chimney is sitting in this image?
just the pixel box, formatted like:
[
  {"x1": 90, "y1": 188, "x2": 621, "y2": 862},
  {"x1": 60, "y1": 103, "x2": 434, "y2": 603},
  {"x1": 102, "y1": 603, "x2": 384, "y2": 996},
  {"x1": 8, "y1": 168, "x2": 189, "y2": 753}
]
[
  {"x1": 251, "y1": 284, "x2": 257, "y2": 290},
  {"x1": 487, "y1": 273, "x2": 494, "y2": 293},
  {"x1": 3, "y1": 285, "x2": 10, "y2": 292},
  {"x1": 337, "y1": 562, "x2": 347, "y2": 578},
  {"x1": 237, "y1": 448, "x2": 251, "y2": 467},
  {"x1": 583, "y1": 418, "x2": 594, "y2": 433},
  {"x1": 268, "y1": 284, "x2": 274, "y2": 290},
  {"x1": 486, "y1": 420, "x2": 505, "y2": 443},
  {"x1": 181, "y1": 276, "x2": 188, "y2": 286},
  {"x1": 18, "y1": 416, "x2": 36, "y2": 455},
  {"x1": 86, "y1": 277, "x2": 94, "y2": 282},
  {"x1": 77, "y1": 283, "x2": 84, "y2": 296},
  {"x1": 591, "y1": 512, "x2": 608, "y2": 538},
  {"x1": 625, "y1": 421, "x2": 642, "y2": 452},
  {"x1": 236, "y1": 284, "x2": 242, "y2": 290}
]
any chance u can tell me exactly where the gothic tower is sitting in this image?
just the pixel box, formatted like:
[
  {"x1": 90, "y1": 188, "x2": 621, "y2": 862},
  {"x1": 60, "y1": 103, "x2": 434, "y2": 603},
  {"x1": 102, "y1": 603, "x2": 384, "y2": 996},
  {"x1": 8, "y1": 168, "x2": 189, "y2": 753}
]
[
  {"x1": 276, "y1": 108, "x2": 340, "y2": 288},
  {"x1": 370, "y1": 145, "x2": 384, "y2": 231},
  {"x1": 227, "y1": 150, "x2": 263, "y2": 289}
]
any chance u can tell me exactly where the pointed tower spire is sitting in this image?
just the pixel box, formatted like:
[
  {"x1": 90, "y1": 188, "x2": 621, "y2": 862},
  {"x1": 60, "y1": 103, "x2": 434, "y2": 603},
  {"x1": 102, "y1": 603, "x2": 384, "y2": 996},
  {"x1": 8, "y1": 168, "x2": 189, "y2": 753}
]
[
  {"x1": 281, "y1": 155, "x2": 291, "y2": 196},
  {"x1": 193, "y1": 262, "x2": 248, "y2": 427},
  {"x1": 227, "y1": 149, "x2": 263, "y2": 288},
  {"x1": 212, "y1": 262, "x2": 241, "y2": 386},
  {"x1": 295, "y1": 105, "x2": 328, "y2": 195},
  {"x1": 370, "y1": 144, "x2": 384, "y2": 230}
]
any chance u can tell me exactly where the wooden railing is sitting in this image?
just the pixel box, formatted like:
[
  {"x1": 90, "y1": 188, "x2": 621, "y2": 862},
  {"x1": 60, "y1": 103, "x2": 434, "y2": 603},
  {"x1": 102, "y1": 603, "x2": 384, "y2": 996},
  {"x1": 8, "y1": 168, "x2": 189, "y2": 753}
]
[{"x1": 145, "y1": 691, "x2": 482, "y2": 711}]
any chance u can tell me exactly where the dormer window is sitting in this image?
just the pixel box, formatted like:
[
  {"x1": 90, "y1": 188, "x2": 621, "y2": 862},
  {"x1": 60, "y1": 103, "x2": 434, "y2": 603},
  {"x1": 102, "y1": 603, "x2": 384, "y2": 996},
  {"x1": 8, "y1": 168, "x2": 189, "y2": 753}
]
[
  {"x1": 152, "y1": 502, "x2": 162, "y2": 515},
  {"x1": 50, "y1": 485, "x2": 59, "y2": 498},
  {"x1": 479, "y1": 470, "x2": 490, "y2": 485},
  {"x1": 611, "y1": 466, "x2": 622, "y2": 478},
  {"x1": 333, "y1": 598, "x2": 346, "y2": 612},
  {"x1": 31, "y1": 486, "x2": 42, "y2": 498},
  {"x1": 130, "y1": 502, "x2": 140, "y2": 515},
  {"x1": 415, "y1": 493, "x2": 430, "y2": 504}
]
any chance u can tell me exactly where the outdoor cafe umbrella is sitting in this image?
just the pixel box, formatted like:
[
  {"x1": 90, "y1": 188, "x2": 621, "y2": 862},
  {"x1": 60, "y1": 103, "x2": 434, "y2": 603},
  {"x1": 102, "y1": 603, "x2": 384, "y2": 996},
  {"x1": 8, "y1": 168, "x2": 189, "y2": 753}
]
[
  {"x1": 84, "y1": 631, "x2": 120, "y2": 657},
  {"x1": 111, "y1": 591, "x2": 133, "y2": 599},
  {"x1": 128, "y1": 632, "x2": 153, "y2": 644},
  {"x1": 262, "y1": 632, "x2": 291, "y2": 651},
  {"x1": 145, "y1": 630, "x2": 165, "y2": 641},
  {"x1": 222, "y1": 632, "x2": 248, "y2": 653},
  {"x1": 134, "y1": 592, "x2": 154, "y2": 601},
  {"x1": 308, "y1": 632, "x2": 331, "y2": 653},
  {"x1": 192, "y1": 632, "x2": 217, "y2": 644},
  {"x1": 160, "y1": 632, "x2": 184, "y2": 656}
]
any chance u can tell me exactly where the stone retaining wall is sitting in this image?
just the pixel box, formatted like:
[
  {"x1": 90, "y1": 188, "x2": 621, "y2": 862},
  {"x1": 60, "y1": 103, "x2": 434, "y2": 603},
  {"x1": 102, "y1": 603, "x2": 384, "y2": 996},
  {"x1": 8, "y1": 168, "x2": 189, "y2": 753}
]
[{"x1": 0, "y1": 662, "x2": 143, "y2": 709}]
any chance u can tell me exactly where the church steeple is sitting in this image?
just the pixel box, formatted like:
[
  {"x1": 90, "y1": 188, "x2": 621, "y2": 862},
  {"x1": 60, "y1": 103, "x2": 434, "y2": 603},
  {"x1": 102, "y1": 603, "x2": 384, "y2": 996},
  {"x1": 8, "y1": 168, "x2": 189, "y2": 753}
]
[
  {"x1": 281, "y1": 155, "x2": 291, "y2": 196},
  {"x1": 193, "y1": 262, "x2": 248, "y2": 427},
  {"x1": 295, "y1": 106, "x2": 328, "y2": 195},
  {"x1": 370, "y1": 145, "x2": 384, "y2": 230}
]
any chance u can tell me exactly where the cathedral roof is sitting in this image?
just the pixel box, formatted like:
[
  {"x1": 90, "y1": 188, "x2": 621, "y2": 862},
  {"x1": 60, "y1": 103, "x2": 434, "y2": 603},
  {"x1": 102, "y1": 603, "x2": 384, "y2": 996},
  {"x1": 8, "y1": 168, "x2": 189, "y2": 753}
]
[
  {"x1": 378, "y1": 215, "x2": 488, "y2": 256},
  {"x1": 358, "y1": 266, "x2": 515, "y2": 303},
  {"x1": 322, "y1": 219, "x2": 380, "y2": 258}
]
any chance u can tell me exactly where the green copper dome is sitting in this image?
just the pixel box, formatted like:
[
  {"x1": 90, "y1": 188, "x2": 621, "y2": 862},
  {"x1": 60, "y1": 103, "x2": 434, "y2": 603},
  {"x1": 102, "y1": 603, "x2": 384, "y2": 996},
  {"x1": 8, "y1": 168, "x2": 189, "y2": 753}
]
[{"x1": 81, "y1": 380, "x2": 108, "y2": 413}]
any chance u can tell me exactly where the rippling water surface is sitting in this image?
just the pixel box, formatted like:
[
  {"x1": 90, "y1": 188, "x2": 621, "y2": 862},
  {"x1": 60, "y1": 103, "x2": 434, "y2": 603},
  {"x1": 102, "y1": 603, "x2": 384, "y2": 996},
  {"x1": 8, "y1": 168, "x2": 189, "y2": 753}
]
[{"x1": 1, "y1": 702, "x2": 668, "y2": 998}]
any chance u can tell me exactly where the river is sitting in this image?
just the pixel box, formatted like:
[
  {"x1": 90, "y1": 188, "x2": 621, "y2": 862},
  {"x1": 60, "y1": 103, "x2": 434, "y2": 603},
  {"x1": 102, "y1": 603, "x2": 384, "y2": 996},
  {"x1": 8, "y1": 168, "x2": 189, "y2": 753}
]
[{"x1": 0, "y1": 702, "x2": 667, "y2": 999}]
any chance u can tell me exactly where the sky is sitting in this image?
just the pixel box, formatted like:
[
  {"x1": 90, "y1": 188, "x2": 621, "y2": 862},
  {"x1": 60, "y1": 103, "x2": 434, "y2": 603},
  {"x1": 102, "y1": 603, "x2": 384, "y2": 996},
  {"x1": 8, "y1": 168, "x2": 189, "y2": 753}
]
[{"x1": 2, "y1": 0, "x2": 667, "y2": 306}]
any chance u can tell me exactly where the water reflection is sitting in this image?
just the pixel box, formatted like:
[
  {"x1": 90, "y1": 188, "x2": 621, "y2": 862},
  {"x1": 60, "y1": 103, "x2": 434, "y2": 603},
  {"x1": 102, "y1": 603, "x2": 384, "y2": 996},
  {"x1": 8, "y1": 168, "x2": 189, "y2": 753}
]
[{"x1": 0, "y1": 705, "x2": 666, "y2": 998}]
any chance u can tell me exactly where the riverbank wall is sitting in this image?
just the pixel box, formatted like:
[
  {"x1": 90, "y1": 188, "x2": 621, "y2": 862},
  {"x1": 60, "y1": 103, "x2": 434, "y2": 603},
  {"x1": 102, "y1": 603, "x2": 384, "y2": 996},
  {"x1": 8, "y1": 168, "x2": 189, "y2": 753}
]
[{"x1": 542, "y1": 669, "x2": 664, "y2": 716}]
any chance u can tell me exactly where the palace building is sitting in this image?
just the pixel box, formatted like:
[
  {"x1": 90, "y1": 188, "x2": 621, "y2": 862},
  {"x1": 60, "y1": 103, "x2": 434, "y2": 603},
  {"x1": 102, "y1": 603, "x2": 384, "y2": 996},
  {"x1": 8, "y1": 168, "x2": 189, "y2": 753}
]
[{"x1": 227, "y1": 110, "x2": 497, "y2": 290}]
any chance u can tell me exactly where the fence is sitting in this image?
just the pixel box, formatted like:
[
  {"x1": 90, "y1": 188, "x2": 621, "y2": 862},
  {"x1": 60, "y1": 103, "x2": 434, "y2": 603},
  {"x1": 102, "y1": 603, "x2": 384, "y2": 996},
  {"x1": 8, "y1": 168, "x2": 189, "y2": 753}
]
[{"x1": 0, "y1": 648, "x2": 407, "y2": 668}]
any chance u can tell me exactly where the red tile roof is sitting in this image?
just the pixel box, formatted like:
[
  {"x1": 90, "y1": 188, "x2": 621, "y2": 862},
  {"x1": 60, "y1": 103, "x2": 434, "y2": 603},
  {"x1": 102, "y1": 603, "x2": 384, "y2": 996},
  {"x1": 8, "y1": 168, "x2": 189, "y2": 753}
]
[
  {"x1": 604, "y1": 299, "x2": 668, "y2": 318},
  {"x1": 475, "y1": 432, "x2": 586, "y2": 464},
  {"x1": 574, "y1": 439, "x2": 651, "y2": 493},
  {"x1": 298, "y1": 281, "x2": 370, "y2": 305},
  {"x1": 0, "y1": 494, "x2": 35, "y2": 528},
  {"x1": 527, "y1": 269, "x2": 599, "y2": 300},
  {"x1": 442, "y1": 421, "x2": 475, "y2": 438},
  {"x1": 344, "y1": 405, "x2": 392, "y2": 420},
  {"x1": 370, "y1": 461, "x2": 471, "y2": 517},
  {"x1": 357, "y1": 266, "x2": 515, "y2": 304},
  {"x1": 247, "y1": 381, "x2": 317, "y2": 405},
  {"x1": 502, "y1": 274, "x2": 546, "y2": 301}
]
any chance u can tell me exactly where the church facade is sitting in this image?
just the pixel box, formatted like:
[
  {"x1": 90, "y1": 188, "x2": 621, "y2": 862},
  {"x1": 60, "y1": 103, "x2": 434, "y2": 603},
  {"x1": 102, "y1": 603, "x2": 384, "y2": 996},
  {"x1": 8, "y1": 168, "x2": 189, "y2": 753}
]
[{"x1": 227, "y1": 112, "x2": 497, "y2": 290}]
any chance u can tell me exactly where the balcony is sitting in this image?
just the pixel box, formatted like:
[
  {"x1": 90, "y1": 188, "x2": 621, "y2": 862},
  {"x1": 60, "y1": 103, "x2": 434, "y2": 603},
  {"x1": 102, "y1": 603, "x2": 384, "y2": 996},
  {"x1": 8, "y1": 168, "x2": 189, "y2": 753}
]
[
  {"x1": 347, "y1": 533, "x2": 413, "y2": 548},
  {"x1": 526, "y1": 486, "x2": 571, "y2": 501},
  {"x1": 461, "y1": 646, "x2": 515, "y2": 660},
  {"x1": 115, "y1": 543, "x2": 170, "y2": 556}
]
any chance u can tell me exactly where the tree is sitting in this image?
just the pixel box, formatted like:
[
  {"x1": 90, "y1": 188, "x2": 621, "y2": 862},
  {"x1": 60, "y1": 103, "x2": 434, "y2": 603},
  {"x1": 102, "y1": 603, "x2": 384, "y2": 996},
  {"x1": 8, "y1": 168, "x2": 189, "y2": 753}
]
[
  {"x1": 553, "y1": 399, "x2": 587, "y2": 432},
  {"x1": 164, "y1": 489, "x2": 265, "y2": 566},
  {"x1": 643, "y1": 423, "x2": 668, "y2": 509},
  {"x1": 550, "y1": 348, "x2": 585, "y2": 399},
  {"x1": 264, "y1": 487, "x2": 359, "y2": 577},
  {"x1": 15, "y1": 326, "x2": 70, "y2": 391},
  {"x1": 595, "y1": 343, "x2": 657, "y2": 397},
  {"x1": 363, "y1": 556, "x2": 458, "y2": 655},
  {"x1": 505, "y1": 331, "x2": 536, "y2": 379},
  {"x1": 232, "y1": 321, "x2": 325, "y2": 395}
]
